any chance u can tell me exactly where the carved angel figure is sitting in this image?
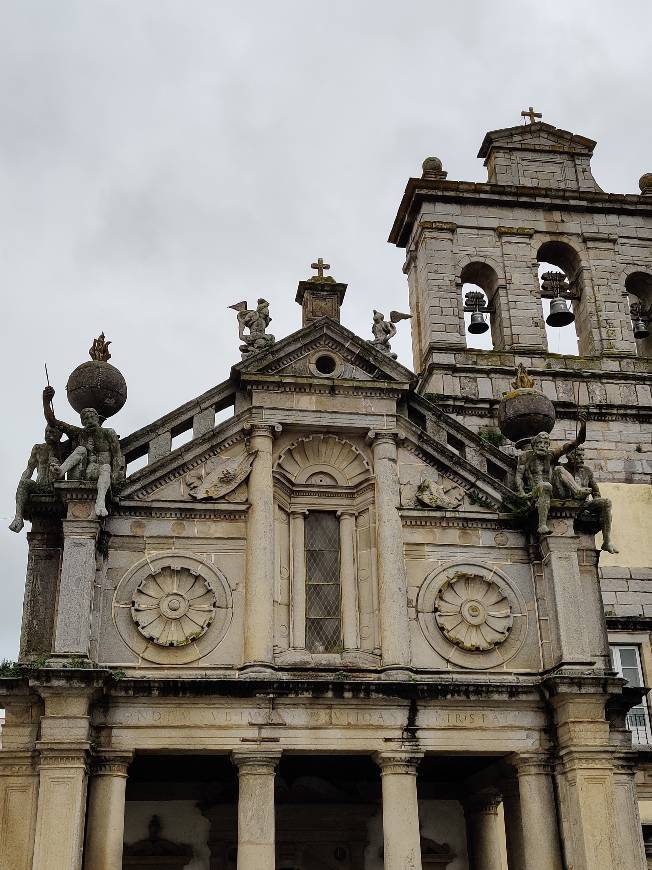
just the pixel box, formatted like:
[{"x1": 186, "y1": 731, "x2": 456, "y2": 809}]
[
  {"x1": 370, "y1": 310, "x2": 411, "y2": 359},
  {"x1": 230, "y1": 299, "x2": 275, "y2": 358}
]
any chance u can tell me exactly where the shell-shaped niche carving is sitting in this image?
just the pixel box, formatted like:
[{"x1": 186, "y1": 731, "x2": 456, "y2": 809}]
[
  {"x1": 275, "y1": 435, "x2": 370, "y2": 486},
  {"x1": 131, "y1": 565, "x2": 217, "y2": 647},
  {"x1": 435, "y1": 573, "x2": 513, "y2": 652}
]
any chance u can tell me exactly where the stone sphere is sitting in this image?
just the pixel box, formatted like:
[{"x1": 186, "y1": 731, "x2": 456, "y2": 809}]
[
  {"x1": 66, "y1": 360, "x2": 127, "y2": 419},
  {"x1": 639, "y1": 173, "x2": 652, "y2": 195},
  {"x1": 497, "y1": 390, "x2": 555, "y2": 444},
  {"x1": 422, "y1": 156, "x2": 443, "y2": 174}
]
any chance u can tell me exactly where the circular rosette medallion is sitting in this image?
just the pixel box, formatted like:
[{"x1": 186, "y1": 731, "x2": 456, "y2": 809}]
[
  {"x1": 434, "y1": 573, "x2": 513, "y2": 652},
  {"x1": 131, "y1": 566, "x2": 217, "y2": 647}
]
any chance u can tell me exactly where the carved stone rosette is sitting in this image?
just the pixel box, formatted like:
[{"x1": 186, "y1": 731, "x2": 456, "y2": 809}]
[
  {"x1": 434, "y1": 573, "x2": 513, "y2": 651},
  {"x1": 131, "y1": 565, "x2": 218, "y2": 647}
]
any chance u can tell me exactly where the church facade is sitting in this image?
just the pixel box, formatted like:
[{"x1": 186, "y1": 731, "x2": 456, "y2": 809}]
[{"x1": 1, "y1": 117, "x2": 651, "y2": 870}]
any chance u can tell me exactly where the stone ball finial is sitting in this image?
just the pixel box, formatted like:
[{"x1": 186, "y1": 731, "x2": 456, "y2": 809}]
[
  {"x1": 422, "y1": 156, "x2": 447, "y2": 180},
  {"x1": 639, "y1": 173, "x2": 652, "y2": 195},
  {"x1": 66, "y1": 333, "x2": 127, "y2": 419}
]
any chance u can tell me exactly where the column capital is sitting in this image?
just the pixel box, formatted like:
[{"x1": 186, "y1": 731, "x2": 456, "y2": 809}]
[
  {"x1": 37, "y1": 743, "x2": 90, "y2": 772},
  {"x1": 90, "y1": 750, "x2": 133, "y2": 777},
  {"x1": 244, "y1": 421, "x2": 282, "y2": 440},
  {"x1": 0, "y1": 749, "x2": 38, "y2": 776},
  {"x1": 366, "y1": 429, "x2": 401, "y2": 447},
  {"x1": 509, "y1": 752, "x2": 555, "y2": 777},
  {"x1": 231, "y1": 748, "x2": 282, "y2": 775},
  {"x1": 463, "y1": 790, "x2": 502, "y2": 815},
  {"x1": 336, "y1": 508, "x2": 357, "y2": 519},
  {"x1": 373, "y1": 750, "x2": 423, "y2": 776},
  {"x1": 289, "y1": 507, "x2": 309, "y2": 516}
]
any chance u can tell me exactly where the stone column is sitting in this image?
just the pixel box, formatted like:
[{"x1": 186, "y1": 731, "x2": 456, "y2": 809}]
[
  {"x1": 512, "y1": 755, "x2": 563, "y2": 870},
  {"x1": 243, "y1": 424, "x2": 279, "y2": 668},
  {"x1": 52, "y1": 515, "x2": 100, "y2": 659},
  {"x1": 611, "y1": 753, "x2": 647, "y2": 870},
  {"x1": 374, "y1": 752, "x2": 423, "y2": 870},
  {"x1": 463, "y1": 792, "x2": 504, "y2": 870},
  {"x1": 231, "y1": 749, "x2": 281, "y2": 870},
  {"x1": 370, "y1": 432, "x2": 411, "y2": 670},
  {"x1": 83, "y1": 751, "x2": 133, "y2": 870},
  {"x1": 289, "y1": 508, "x2": 307, "y2": 650},
  {"x1": 32, "y1": 747, "x2": 89, "y2": 870},
  {"x1": 338, "y1": 509, "x2": 359, "y2": 651},
  {"x1": 500, "y1": 777, "x2": 526, "y2": 870}
]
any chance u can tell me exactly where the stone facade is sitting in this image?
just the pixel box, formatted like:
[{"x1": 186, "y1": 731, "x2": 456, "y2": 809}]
[{"x1": 1, "y1": 119, "x2": 651, "y2": 870}]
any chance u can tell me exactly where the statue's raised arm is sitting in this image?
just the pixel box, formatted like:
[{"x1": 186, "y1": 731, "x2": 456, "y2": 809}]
[
  {"x1": 42, "y1": 386, "x2": 81, "y2": 439},
  {"x1": 551, "y1": 408, "x2": 587, "y2": 462}
]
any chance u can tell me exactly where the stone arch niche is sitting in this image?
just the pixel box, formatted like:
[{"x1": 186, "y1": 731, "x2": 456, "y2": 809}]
[
  {"x1": 625, "y1": 270, "x2": 652, "y2": 358},
  {"x1": 537, "y1": 239, "x2": 584, "y2": 355},
  {"x1": 458, "y1": 260, "x2": 503, "y2": 351},
  {"x1": 272, "y1": 435, "x2": 377, "y2": 662}
]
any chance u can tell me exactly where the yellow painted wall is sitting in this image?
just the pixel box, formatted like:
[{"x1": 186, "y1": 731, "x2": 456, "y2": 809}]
[{"x1": 597, "y1": 483, "x2": 652, "y2": 568}]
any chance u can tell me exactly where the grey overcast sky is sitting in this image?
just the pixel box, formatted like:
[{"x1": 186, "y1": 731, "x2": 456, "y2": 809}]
[{"x1": 1, "y1": 1, "x2": 651, "y2": 660}]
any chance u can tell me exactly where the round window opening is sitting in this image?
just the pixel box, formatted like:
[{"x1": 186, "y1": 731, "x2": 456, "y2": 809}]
[{"x1": 315, "y1": 353, "x2": 337, "y2": 375}]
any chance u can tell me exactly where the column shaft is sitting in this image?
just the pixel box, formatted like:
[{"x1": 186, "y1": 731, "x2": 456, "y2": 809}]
[
  {"x1": 375, "y1": 753, "x2": 423, "y2": 870},
  {"x1": 338, "y1": 510, "x2": 359, "y2": 651},
  {"x1": 464, "y1": 794, "x2": 504, "y2": 870},
  {"x1": 371, "y1": 433, "x2": 411, "y2": 668},
  {"x1": 611, "y1": 757, "x2": 647, "y2": 870},
  {"x1": 232, "y1": 750, "x2": 280, "y2": 870},
  {"x1": 0, "y1": 751, "x2": 38, "y2": 870},
  {"x1": 290, "y1": 510, "x2": 306, "y2": 649},
  {"x1": 83, "y1": 753, "x2": 132, "y2": 870},
  {"x1": 514, "y1": 757, "x2": 563, "y2": 870},
  {"x1": 52, "y1": 519, "x2": 99, "y2": 657},
  {"x1": 32, "y1": 749, "x2": 89, "y2": 870},
  {"x1": 501, "y1": 779, "x2": 526, "y2": 870},
  {"x1": 244, "y1": 426, "x2": 276, "y2": 666}
]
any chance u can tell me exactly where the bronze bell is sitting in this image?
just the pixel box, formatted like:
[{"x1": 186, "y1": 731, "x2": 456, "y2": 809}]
[
  {"x1": 468, "y1": 311, "x2": 489, "y2": 334},
  {"x1": 546, "y1": 296, "x2": 575, "y2": 328},
  {"x1": 633, "y1": 317, "x2": 650, "y2": 339}
]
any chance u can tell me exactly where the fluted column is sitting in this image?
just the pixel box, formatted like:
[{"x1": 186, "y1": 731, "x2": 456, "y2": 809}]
[
  {"x1": 374, "y1": 752, "x2": 423, "y2": 870},
  {"x1": 512, "y1": 754, "x2": 563, "y2": 870},
  {"x1": 369, "y1": 431, "x2": 411, "y2": 669},
  {"x1": 83, "y1": 751, "x2": 132, "y2": 870},
  {"x1": 289, "y1": 508, "x2": 307, "y2": 650},
  {"x1": 243, "y1": 423, "x2": 280, "y2": 667},
  {"x1": 338, "y1": 509, "x2": 359, "y2": 651},
  {"x1": 463, "y1": 792, "x2": 504, "y2": 870},
  {"x1": 231, "y1": 749, "x2": 281, "y2": 870}
]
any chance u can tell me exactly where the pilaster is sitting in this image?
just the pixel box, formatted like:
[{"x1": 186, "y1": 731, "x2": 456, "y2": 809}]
[
  {"x1": 338, "y1": 509, "x2": 359, "y2": 651},
  {"x1": 20, "y1": 523, "x2": 62, "y2": 661},
  {"x1": 289, "y1": 508, "x2": 307, "y2": 651},
  {"x1": 0, "y1": 750, "x2": 39, "y2": 870}
]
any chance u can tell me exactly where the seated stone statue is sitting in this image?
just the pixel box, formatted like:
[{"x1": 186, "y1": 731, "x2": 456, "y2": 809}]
[
  {"x1": 558, "y1": 446, "x2": 619, "y2": 554},
  {"x1": 42, "y1": 385, "x2": 124, "y2": 518},
  {"x1": 9, "y1": 424, "x2": 72, "y2": 533},
  {"x1": 515, "y1": 411, "x2": 591, "y2": 536}
]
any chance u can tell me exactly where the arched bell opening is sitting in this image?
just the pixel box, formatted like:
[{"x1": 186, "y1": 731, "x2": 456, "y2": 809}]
[
  {"x1": 537, "y1": 241, "x2": 583, "y2": 356},
  {"x1": 625, "y1": 271, "x2": 652, "y2": 358},
  {"x1": 460, "y1": 262, "x2": 502, "y2": 351}
]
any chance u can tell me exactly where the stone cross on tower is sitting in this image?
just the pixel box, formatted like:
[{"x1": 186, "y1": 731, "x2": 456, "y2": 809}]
[
  {"x1": 521, "y1": 105, "x2": 542, "y2": 124},
  {"x1": 310, "y1": 258, "x2": 331, "y2": 282},
  {"x1": 296, "y1": 259, "x2": 347, "y2": 326}
]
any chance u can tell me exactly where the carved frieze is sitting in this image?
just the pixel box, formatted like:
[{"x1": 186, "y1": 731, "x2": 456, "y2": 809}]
[{"x1": 184, "y1": 451, "x2": 255, "y2": 501}]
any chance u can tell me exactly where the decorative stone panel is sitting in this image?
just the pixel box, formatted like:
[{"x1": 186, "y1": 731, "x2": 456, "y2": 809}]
[
  {"x1": 113, "y1": 553, "x2": 232, "y2": 664},
  {"x1": 417, "y1": 561, "x2": 527, "y2": 669}
]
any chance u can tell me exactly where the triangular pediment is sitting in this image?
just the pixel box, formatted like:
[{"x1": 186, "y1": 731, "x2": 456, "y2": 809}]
[
  {"x1": 478, "y1": 122, "x2": 596, "y2": 158},
  {"x1": 231, "y1": 317, "x2": 416, "y2": 386}
]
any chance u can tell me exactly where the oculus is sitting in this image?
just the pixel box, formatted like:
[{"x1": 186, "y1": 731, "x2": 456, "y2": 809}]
[{"x1": 434, "y1": 573, "x2": 513, "y2": 651}]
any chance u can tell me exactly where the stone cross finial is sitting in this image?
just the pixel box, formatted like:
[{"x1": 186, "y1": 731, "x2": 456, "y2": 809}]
[
  {"x1": 521, "y1": 106, "x2": 542, "y2": 124},
  {"x1": 310, "y1": 258, "x2": 331, "y2": 281}
]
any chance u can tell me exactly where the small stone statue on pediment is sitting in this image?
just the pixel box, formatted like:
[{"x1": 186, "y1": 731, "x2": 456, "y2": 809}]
[
  {"x1": 9, "y1": 424, "x2": 73, "y2": 533},
  {"x1": 559, "y1": 446, "x2": 618, "y2": 553},
  {"x1": 370, "y1": 310, "x2": 411, "y2": 359},
  {"x1": 416, "y1": 477, "x2": 465, "y2": 510},
  {"x1": 515, "y1": 410, "x2": 591, "y2": 536},
  {"x1": 42, "y1": 385, "x2": 124, "y2": 518},
  {"x1": 230, "y1": 298, "x2": 275, "y2": 358}
]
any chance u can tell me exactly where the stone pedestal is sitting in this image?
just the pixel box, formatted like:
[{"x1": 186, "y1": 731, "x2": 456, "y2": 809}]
[
  {"x1": 0, "y1": 750, "x2": 38, "y2": 870},
  {"x1": 463, "y1": 792, "x2": 504, "y2": 870},
  {"x1": 52, "y1": 508, "x2": 100, "y2": 658},
  {"x1": 19, "y1": 523, "x2": 63, "y2": 661},
  {"x1": 370, "y1": 432, "x2": 411, "y2": 669},
  {"x1": 32, "y1": 747, "x2": 89, "y2": 870},
  {"x1": 374, "y1": 752, "x2": 423, "y2": 870},
  {"x1": 512, "y1": 755, "x2": 562, "y2": 870},
  {"x1": 83, "y1": 752, "x2": 132, "y2": 870},
  {"x1": 243, "y1": 424, "x2": 279, "y2": 667},
  {"x1": 231, "y1": 749, "x2": 281, "y2": 870}
]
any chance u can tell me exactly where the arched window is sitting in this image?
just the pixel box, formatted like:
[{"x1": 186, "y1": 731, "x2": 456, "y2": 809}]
[
  {"x1": 460, "y1": 262, "x2": 501, "y2": 350},
  {"x1": 537, "y1": 241, "x2": 582, "y2": 356},
  {"x1": 625, "y1": 271, "x2": 652, "y2": 358}
]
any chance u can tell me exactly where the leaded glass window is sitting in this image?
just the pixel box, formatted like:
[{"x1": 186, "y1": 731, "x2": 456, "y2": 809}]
[{"x1": 305, "y1": 511, "x2": 341, "y2": 653}]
